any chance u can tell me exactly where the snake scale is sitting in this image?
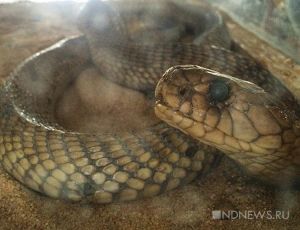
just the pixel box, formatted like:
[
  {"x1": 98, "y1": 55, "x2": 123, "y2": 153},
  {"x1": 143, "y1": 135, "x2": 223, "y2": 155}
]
[{"x1": 0, "y1": 0, "x2": 299, "y2": 203}]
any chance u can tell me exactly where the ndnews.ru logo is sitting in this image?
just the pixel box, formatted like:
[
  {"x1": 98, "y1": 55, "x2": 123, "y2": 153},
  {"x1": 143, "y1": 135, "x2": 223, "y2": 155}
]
[{"x1": 212, "y1": 210, "x2": 290, "y2": 220}]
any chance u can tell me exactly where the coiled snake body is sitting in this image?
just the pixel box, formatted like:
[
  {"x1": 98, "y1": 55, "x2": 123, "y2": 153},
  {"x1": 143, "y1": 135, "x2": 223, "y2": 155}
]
[{"x1": 0, "y1": 0, "x2": 299, "y2": 203}]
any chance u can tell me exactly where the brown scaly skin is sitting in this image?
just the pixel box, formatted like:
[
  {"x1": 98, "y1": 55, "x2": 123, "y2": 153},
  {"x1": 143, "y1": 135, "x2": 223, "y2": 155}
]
[
  {"x1": 0, "y1": 0, "x2": 228, "y2": 203},
  {"x1": 77, "y1": 0, "x2": 233, "y2": 91},
  {"x1": 1, "y1": 0, "x2": 297, "y2": 203},
  {"x1": 155, "y1": 65, "x2": 300, "y2": 186},
  {"x1": 0, "y1": 37, "x2": 218, "y2": 203}
]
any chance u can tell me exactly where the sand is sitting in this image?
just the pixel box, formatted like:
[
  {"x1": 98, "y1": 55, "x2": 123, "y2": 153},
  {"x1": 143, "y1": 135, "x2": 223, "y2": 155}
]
[{"x1": 0, "y1": 1, "x2": 300, "y2": 229}]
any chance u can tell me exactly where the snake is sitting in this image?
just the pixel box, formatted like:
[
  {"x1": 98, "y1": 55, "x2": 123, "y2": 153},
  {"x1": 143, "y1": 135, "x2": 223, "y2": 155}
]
[{"x1": 0, "y1": 0, "x2": 299, "y2": 204}]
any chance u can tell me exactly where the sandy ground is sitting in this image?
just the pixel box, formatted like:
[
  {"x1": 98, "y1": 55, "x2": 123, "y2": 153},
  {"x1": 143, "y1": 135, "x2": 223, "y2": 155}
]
[{"x1": 0, "y1": 1, "x2": 300, "y2": 229}]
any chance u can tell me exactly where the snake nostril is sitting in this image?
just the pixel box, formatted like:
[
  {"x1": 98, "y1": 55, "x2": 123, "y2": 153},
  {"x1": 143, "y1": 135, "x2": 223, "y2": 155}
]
[
  {"x1": 179, "y1": 88, "x2": 186, "y2": 96},
  {"x1": 178, "y1": 87, "x2": 189, "y2": 98}
]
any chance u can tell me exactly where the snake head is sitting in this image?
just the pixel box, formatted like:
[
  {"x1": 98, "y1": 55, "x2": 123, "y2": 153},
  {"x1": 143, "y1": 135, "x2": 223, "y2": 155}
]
[{"x1": 155, "y1": 65, "x2": 300, "y2": 182}]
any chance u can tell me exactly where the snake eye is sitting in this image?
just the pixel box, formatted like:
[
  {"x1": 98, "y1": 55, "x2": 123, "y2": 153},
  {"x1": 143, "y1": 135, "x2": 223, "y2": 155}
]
[{"x1": 208, "y1": 79, "x2": 230, "y2": 103}]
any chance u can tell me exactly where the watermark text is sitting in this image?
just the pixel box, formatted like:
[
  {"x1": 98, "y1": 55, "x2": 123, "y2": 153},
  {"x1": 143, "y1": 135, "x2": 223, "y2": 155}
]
[{"x1": 212, "y1": 210, "x2": 290, "y2": 220}]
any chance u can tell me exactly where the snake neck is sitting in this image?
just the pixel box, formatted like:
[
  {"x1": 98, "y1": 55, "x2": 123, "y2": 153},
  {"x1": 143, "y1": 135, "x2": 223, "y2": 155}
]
[{"x1": 213, "y1": 104, "x2": 300, "y2": 185}]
